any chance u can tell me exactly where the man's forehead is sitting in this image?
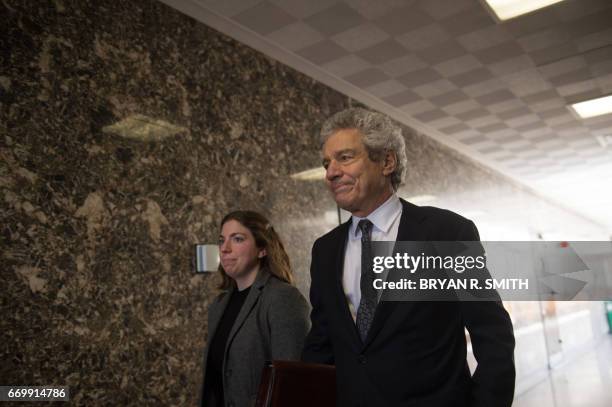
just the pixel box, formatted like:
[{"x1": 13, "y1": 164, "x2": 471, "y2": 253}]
[{"x1": 322, "y1": 128, "x2": 364, "y2": 153}]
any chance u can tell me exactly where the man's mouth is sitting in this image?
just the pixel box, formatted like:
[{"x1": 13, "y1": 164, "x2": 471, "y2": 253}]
[{"x1": 332, "y1": 183, "x2": 352, "y2": 194}]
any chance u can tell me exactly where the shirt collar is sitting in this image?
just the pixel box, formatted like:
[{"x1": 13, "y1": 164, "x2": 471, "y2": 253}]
[{"x1": 349, "y1": 194, "x2": 402, "y2": 239}]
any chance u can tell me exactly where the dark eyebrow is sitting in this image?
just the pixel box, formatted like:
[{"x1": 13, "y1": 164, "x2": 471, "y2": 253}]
[{"x1": 219, "y1": 232, "x2": 246, "y2": 239}]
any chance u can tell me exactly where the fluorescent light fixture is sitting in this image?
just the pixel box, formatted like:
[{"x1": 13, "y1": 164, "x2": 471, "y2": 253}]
[
  {"x1": 102, "y1": 114, "x2": 186, "y2": 141},
  {"x1": 290, "y1": 167, "x2": 325, "y2": 181},
  {"x1": 483, "y1": 0, "x2": 566, "y2": 21},
  {"x1": 405, "y1": 194, "x2": 437, "y2": 205},
  {"x1": 569, "y1": 95, "x2": 612, "y2": 119}
]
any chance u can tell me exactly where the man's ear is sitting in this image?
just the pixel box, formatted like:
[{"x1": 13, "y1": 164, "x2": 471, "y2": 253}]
[{"x1": 382, "y1": 151, "x2": 397, "y2": 176}]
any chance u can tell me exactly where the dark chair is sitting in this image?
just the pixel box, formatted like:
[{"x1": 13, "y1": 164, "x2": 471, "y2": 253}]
[{"x1": 255, "y1": 360, "x2": 336, "y2": 407}]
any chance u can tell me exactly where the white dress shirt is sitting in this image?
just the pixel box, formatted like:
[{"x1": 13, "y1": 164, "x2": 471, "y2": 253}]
[{"x1": 342, "y1": 194, "x2": 402, "y2": 319}]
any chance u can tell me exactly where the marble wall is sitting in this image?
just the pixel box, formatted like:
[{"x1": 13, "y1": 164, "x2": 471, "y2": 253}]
[
  {"x1": 1, "y1": 0, "x2": 607, "y2": 406},
  {"x1": 1, "y1": 0, "x2": 342, "y2": 404}
]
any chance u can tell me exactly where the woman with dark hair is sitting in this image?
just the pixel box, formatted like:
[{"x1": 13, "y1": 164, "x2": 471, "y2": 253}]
[{"x1": 200, "y1": 210, "x2": 310, "y2": 407}]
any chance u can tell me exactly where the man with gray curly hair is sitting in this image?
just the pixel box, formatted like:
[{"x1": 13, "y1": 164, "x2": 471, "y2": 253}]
[{"x1": 303, "y1": 108, "x2": 515, "y2": 407}]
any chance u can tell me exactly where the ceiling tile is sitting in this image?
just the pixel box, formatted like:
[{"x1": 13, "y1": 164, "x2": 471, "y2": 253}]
[
  {"x1": 356, "y1": 39, "x2": 408, "y2": 64},
  {"x1": 501, "y1": 68, "x2": 551, "y2": 97},
  {"x1": 433, "y1": 54, "x2": 482, "y2": 77},
  {"x1": 557, "y1": 79, "x2": 598, "y2": 97},
  {"x1": 456, "y1": 108, "x2": 490, "y2": 121},
  {"x1": 448, "y1": 67, "x2": 493, "y2": 87},
  {"x1": 396, "y1": 24, "x2": 451, "y2": 51},
  {"x1": 331, "y1": 23, "x2": 390, "y2": 52},
  {"x1": 321, "y1": 54, "x2": 371, "y2": 77},
  {"x1": 365, "y1": 80, "x2": 408, "y2": 98},
  {"x1": 549, "y1": 68, "x2": 593, "y2": 87},
  {"x1": 466, "y1": 115, "x2": 499, "y2": 129},
  {"x1": 529, "y1": 42, "x2": 579, "y2": 66},
  {"x1": 430, "y1": 89, "x2": 469, "y2": 107},
  {"x1": 476, "y1": 89, "x2": 515, "y2": 105},
  {"x1": 382, "y1": 89, "x2": 421, "y2": 107},
  {"x1": 418, "y1": 40, "x2": 467, "y2": 65},
  {"x1": 439, "y1": 122, "x2": 470, "y2": 134},
  {"x1": 506, "y1": 114, "x2": 541, "y2": 128},
  {"x1": 475, "y1": 42, "x2": 524, "y2": 65},
  {"x1": 499, "y1": 106, "x2": 532, "y2": 120},
  {"x1": 413, "y1": 79, "x2": 456, "y2": 98},
  {"x1": 344, "y1": 68, "x2": 389, "y2": 87},
  {"x1": 442, "y1": 99, "x2": 480, "y2": 115},
  {"x1": 203, "y1": 0, "x2": 264, "y2": 17},
  {"x1": 414, "y1": 108, "x2": 447, "y2": 123},
  {"x1": 343, "y1": 0, "x2": 408, "y2": 19},
  {"x1": 234, "y1": 2, "x2": 297, "y2": 35},
  {"x1": 488, "y1": 99, "x2": 526, "y2": 114},
  {"x1": 457, "y1": 24, "x2": 513, "y2": 52},
  {"x1": 462, "y1": 77, "x2": 506, "y2": 97},
  {"x1": 375, "y1": 7, "x2": 434, "y2": 36},
  {"x1": 477, "y1": 122, "x2": 507, "y2": 133},
  {"x1": 488, "y1": 55, "x2": 535, "y2": 78},
  {"x1": 397, "y1": 68, "x2": 442, "y2": 87},
  {"x1": 267, "y1": 21, "x2": 324, "y2": 51},
  {"x1": 304, "y1": 2, "x2": 366, "y2": 36},
  {"x1": 268, "y1": 0, "x2": 336, "y2": 19},
  {"x1": 399, "y1": 99, "x2": 437, "y2": 114},
  {"x1": 296, "y1": 40, "x2": 349, "y2": 65},
  {"x1": 378, "y1": 54, "x2": 428, "y2": 77},
  {"x1": 418, "y1": 0, "x2": 474, "y2": 20},
  {"x1": 441, "y1": 6, "x2": 493, "y2": 36},
  {"x1": 517, "y1": 28, "x2": 570, "y2": 53}
]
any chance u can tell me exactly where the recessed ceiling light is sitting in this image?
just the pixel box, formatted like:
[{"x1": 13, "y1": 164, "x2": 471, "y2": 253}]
[
  {"x1": 483, "y1": 0, "x2": 567, "y2": 21},
  {"x1": 569, "y1": 95, "x2": 612, "y2": 119},
  {"x1": 290, "y1": 167, "x2": 326, "y2": 181},
  {"x1": 102, "y1": 114, "x2": 186, "y2": 141}
]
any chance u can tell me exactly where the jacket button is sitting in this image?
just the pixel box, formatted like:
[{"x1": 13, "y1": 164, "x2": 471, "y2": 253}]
[{"x1": 357, "y1": 355, "x2": 366, "y2": 364}]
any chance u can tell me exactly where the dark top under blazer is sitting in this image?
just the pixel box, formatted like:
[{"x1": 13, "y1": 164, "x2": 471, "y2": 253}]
[
  {"x1": 302, "y1": 199, "x2": 516, "y2": 407},
  {"x1": 200, "y1": 268, "x2": 311, "y2": 407}
]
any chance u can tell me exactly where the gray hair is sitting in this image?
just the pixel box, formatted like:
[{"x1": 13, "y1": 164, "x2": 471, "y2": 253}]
[{"x1": 320, "y1": 107, "x2": 407, "y2": 191}]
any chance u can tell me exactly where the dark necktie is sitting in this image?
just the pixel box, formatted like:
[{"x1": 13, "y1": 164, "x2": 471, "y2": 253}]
[{"x1": 356, "y1": 219, "x2": 376, "y2": 342}]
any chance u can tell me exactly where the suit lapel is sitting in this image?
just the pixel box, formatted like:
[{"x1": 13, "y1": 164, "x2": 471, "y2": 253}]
[
  {"x1": 363, "y1": 199, "x2": 426, "y2": 347},
  {"x1": 225, "y1": 269, "x2": 271, "y2": 356}
]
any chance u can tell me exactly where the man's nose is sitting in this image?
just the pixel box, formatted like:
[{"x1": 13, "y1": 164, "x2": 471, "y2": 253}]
[{"x1": 326, "y1": 160, "x2": 341, "y2": 181}]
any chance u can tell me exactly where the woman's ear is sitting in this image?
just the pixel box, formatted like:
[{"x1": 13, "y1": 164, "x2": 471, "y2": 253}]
[
  {"x1": 382, "y1": 151, "x2": 397, "y2": 176},
  {"x1": 258, "y1": 248, "x2": 267, "y2": 258}
]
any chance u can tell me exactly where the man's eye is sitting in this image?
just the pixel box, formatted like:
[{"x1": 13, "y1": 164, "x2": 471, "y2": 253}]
[
  {"x1": 340, "y1": 154, "x2": 352, "y2": 161},
  {"x1": 322, "y1": 161, "x2": 329, "y2": 169}
]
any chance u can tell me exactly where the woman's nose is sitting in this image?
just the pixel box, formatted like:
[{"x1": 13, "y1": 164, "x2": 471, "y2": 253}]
[{"x1": 220, "y1": 240, "x2": 231, "y2": 252}]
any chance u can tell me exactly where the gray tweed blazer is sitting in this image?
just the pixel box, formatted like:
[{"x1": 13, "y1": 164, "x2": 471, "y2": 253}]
[{"x1": 200, "y1": 268, "x2": 311, "y2": 407}]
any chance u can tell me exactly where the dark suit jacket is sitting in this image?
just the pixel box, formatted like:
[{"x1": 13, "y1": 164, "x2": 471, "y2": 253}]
[
  {"x1": 302, "y1": 199, "x2": 515, "y2": 407},
  {"x1": 201, "y1": 269, "x2": 311, "y2": 407}
]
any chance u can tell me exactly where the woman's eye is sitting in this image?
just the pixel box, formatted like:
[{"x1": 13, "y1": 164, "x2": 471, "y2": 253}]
[{"x1": 233, "y1": 236, "x2": 244, "y2": 243}]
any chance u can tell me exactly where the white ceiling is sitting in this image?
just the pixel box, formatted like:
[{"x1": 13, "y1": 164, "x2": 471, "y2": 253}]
[{"x1": 161, "y1": 0, "x2": 612, "y2": 232}]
